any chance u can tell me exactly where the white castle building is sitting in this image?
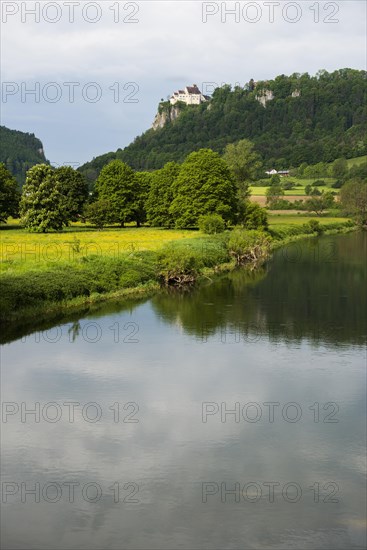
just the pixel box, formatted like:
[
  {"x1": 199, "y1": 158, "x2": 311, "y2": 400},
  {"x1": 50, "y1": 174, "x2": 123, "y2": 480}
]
[{"x1": 170, "y1": 84, "x2": 209, "y2": 105}]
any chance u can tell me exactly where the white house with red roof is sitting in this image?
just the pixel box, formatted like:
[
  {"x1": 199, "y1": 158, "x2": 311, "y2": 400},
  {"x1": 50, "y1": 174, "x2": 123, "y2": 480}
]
[{"x1": 170, "y1": 84, "x2": 209, "y2": 105}]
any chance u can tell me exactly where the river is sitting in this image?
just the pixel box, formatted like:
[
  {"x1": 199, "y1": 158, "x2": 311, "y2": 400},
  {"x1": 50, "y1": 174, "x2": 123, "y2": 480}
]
[{"x1": 1, "y1": 232, "x2": 366, "y2": 549}]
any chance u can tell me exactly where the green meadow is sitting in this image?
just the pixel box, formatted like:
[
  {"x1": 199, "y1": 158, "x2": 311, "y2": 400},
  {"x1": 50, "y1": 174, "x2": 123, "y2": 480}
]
[{"x1": 250, "y1": 179, "x2": 337, "y2": 197}]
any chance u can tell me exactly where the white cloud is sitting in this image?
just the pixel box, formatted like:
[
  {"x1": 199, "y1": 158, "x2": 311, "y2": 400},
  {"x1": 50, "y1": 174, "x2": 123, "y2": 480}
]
[{"x1": 1, "y1": 0, "x2": 366, "y2": 163}]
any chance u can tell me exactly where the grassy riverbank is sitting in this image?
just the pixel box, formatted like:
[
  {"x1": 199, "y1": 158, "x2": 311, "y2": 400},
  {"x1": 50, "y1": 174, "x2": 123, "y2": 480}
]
[{"x1": 0, "y1": 217, "x2": 356, "y2": 324}]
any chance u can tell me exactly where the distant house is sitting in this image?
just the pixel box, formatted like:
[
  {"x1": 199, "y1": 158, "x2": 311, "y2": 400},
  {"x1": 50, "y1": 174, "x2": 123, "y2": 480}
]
[
  {"x1": 170, "y1": 84, "x2": 209, "y2": 105},
  {"x1": 265, "y1": 169, "x2": 290, "y2": 177}
]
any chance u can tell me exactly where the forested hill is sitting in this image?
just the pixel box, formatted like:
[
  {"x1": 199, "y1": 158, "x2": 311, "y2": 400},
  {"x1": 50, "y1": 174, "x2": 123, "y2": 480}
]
[
  {"x1": 0, "y1": 126, "x2": 48, "y2": 185},
  {"x1": 79, "y1": 68, "x2": 366, "y2": 179}
]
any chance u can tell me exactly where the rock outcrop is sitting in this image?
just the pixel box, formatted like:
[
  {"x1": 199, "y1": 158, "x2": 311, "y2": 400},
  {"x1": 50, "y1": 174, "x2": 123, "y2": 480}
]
[{"x1": 152, "y1": 104, "x2": 182, "y2": 130}]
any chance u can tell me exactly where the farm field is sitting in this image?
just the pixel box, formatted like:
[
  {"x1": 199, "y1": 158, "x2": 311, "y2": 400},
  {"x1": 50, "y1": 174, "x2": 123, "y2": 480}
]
[
  {"x1": 249, "y1": 154, "x2": 367, "y2": 199},
  {"x1": 250, "y1": 178, "x2": 336, "y2": 197},
  {"x1": 0, "y1": 225, "x2": 200, "y2": 273},
  {"x1": 250, "y1": 195, "x2": 312, "y2": 207}
]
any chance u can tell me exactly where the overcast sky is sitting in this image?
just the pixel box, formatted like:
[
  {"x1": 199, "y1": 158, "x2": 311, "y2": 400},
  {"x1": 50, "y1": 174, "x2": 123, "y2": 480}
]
[{"x1": 1, "y1": 0, "x2": 366, "y2": 166}]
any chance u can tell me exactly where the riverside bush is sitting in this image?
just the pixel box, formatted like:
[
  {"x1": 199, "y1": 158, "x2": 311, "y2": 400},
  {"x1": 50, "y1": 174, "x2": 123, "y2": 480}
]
[
  {"x1": 198, "y1": 214, "x2": 225, "y2": 234},
  {"x1": 228, "y1": 229, "x2": 272, "y2": 266},
  {"x1": 303, "y1": 220, "x2": 324, "y2": 235},
  {"x1": 157, "y1": 237, "x2": 229, "y2": 285},
  {"x1": 157, "y1": 244, "x2": 202, "y2": 285},
  {"x1": 242, "y1": 202, "x2": 268, "y2": 230}
]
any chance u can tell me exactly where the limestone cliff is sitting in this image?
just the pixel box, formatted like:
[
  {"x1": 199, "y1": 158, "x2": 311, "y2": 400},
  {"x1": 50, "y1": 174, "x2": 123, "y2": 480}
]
[{"x1": 152, "y1": 103, "x2": 183, "y2": 130}]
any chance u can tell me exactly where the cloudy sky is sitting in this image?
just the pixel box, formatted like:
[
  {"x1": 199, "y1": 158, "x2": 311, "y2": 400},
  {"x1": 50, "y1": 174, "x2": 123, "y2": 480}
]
[{"x1": 1, "y1": 0, "x2": 366, "y2": 166}]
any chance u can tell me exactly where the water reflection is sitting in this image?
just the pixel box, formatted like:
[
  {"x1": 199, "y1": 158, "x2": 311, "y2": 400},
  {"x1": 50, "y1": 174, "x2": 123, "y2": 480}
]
[
  {"x1": 1, "y1": 232, "x2": 366, "y2": 549},
  {"x1": 151, "y1": 233, "x2": 366, "y2": 347}
]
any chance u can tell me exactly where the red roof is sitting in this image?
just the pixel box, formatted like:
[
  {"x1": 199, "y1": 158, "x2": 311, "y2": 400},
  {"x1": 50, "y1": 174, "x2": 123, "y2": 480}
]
[{"x1": 186, "y1": 85, "x2": 201, "y2": 95}]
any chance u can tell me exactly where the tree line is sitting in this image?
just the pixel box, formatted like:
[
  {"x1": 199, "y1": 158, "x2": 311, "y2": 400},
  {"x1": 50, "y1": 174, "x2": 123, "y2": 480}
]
[
  {"x1": 1, "y1": 138, "x2": 366, "y2": 231},
  {"x1": 0, "y1": 140, "x2": 267, "y2": 231},
  {"x1": 0, "y1": 126, "x2": 49, "y2": 185}
]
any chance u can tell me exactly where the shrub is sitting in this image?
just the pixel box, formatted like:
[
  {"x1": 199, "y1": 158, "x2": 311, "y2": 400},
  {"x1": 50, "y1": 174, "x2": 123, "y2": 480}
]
[
  {"x1": 198, "y1": 214, "x2": 225, "y2": 234},
  {"x1": 282, "y1": 180, "x2": 296, "y2": 190},
  {"x1": 266, "y1": 199, "x2": 295, "y2": 210},
  {"x1": 242, "y1": 202, "x2": 268, "y2": 230},
  {"x1": 157, "y1": 244, "x2": 203, "y2": 285},
  {"x1": 270, "y1": 174, "x2": 281, "y2": 185},
  {"x1": 303, "y1": 219, "x2": 324, "y2": 235},
  {"x1": 228, "y1": 229, "x2": 272, "y2": 266},
  {"x1": 157, "y1": 237, "x2": 229, "y2": 285},
  {"x1": 331, "y1": 180, "x2": 343, "y2": 189}
]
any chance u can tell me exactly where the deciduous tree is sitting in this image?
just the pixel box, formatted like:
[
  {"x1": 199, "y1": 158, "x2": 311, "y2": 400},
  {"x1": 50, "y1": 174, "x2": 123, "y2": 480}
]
[
  {"x1": 223, "y1": 139, "x2": 262, "y2": 199},
  {"x1": 133, "y1": 171, "x2": 152, "y2": 227},
  {"x1": 305, "y1": 191, "x2": 335, "y2": 216},
  {"x1": 20, "y1": 164, "x2": 68, "y2": 232},
  {"x1": 265, "y1": 184, "x2": 284, "y2": 208},
  {"x1": 170, "y1": 149, "x2": 238, "y2": 228},
  {"x1": 95, "y1": 160, "x2": 138, "y2": 227},
  {"x1": 340, "y1": 180, "x2": 367, "y2": 225},
  {"x1": 332, "y1": 158, "x2": 348, "y2": 180},
  {"x1": 84, "y1": 199, "x2": 113, "y2": 229},
  {"x1": 55, "y1": 166, "x2": 88, "y2": 221},
  {"x1": 146, "y1": 162, "x2": 180, "y2": 227}
]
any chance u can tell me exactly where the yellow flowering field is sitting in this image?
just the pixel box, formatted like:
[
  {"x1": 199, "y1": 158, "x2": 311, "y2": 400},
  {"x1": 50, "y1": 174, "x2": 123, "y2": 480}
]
[{"x1": 0, "y1": 225, "x2": 200, "y2": 274}]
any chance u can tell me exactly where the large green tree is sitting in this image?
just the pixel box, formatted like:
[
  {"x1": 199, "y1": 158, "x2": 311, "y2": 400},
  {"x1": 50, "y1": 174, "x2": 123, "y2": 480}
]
[
  {"x1": 55, "y1": 166, "x2": 88, "y2": 221},
  {"x1": 0, "y1": 163, "x2": 20, "y2": 222},
  {"x1": 94, "y1": 160, "x2": 138, "y2": 226},
  {"x1": 223, "y1": 139, "x2": 262, "y2": 198},
  {"x1": 133, "y1": 171, "x2": 152, "y2": 227},
  {"x1": 340, "y1": 179, "x2": 367, "y2": 225},
  {"x1": 332, "y1": 158, "x2": 348, "y2": 180},
  {"x1": 20, "y1": 164, "x2": 68, "y2": 232},
  {"x1": 146, "y1": 162, "x2": 180, "y2": 227},
  {"x1": 169, "y1": 149, "x2": 238, "y2": 228},
  {"x1": 305, "y1": 191, "x2": 335, "y2": 216}
]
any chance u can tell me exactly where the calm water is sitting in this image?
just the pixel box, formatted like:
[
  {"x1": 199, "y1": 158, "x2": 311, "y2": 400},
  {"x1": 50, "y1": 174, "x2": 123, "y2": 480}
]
[{"x1": 1, "y1": 232, "x2": 366, "y2": 550}]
